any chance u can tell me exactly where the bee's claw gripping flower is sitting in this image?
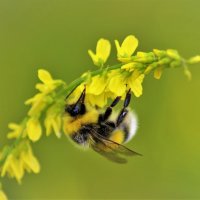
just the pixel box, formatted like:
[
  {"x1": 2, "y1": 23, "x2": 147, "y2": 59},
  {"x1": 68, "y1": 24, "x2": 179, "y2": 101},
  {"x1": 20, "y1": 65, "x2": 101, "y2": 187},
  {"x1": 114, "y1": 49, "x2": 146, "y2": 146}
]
[
  {"x1": 115, "y1": 35, "x2": 138, "y2": 62},
  {"x1": 88, "y1": 38, "x2": 111, "y2": 67}
]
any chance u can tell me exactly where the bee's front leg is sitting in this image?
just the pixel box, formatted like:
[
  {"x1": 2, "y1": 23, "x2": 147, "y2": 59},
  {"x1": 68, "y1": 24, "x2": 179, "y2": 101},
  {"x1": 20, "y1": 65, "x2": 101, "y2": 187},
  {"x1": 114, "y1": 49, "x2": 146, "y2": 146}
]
[
  {"x1": 98, "y1": 96, "x2": 121, "y2": 123},
  {"x1": 116, "y1": 89, "x2": 131, "y2": 127}
]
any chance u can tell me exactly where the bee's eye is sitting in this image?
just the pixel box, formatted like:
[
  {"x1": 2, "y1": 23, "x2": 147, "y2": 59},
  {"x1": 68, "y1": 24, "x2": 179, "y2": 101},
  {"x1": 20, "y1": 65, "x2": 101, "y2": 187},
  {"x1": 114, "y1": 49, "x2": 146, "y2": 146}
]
[{"x1": 65, "y1": 103, "x2": 86, "y2": 117}]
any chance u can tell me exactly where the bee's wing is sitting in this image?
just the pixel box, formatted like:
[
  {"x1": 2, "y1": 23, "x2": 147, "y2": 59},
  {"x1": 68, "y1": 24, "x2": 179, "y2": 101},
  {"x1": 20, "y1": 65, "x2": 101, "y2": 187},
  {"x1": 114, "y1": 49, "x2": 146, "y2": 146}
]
[
  {"x1": 92, "y1": 130, "x2": 141, "y2": 156},
  {"x1": 88, "y1": 129, "x2": 141, "y2": 164},
  {"x1": 88, "y1": 134, "x2": 128, "y2": 164}
]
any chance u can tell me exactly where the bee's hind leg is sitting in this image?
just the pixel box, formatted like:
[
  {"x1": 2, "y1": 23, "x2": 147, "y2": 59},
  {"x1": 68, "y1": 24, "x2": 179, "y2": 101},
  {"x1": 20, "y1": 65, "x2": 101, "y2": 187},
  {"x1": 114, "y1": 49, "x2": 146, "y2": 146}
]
[
  {"x1": 116, "y1": 89, "x2": 131, "y2": 127},
  {"x1": 98, "y1": 96, "x2": 121, "y2": 123}
]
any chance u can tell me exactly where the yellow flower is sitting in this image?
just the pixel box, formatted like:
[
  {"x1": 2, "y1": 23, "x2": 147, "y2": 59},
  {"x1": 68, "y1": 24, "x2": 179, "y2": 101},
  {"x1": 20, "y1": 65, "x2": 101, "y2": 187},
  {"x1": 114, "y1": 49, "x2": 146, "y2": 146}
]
[
  {"x1": 26, "y1": 118, "x2": 42, "y2": 142},
  {"x1": 87, "y1": 75, "x2": 107, "y2": 95},
  {"x1": 25, "y1": 93, "x2": 53, "y2": 117},
  {"x1": 88, "y1": 39, "x2": 111, "y2": 67},
  {"x1": 86, "y1": 91, "x2": 114, "y2": 108},
  {"x1": 36, "y1": 69, "x2": 64, "y2": 93},
  {"x1": 166, "y1": 49, "x2": 180, "y2": 60},
  {"x1": 0, "y1": 188, "x2": 8, "y2": 200},
  {"x1": 135, "y1": 52, "x2": 156, "y2": 63},
  {"x1": 187, "y1": 55, "x2": 200, "y2": 64},
  {"x1": 153, "y1": 49, "x2": 166, "y2": 58},
  {"x1": 1, "y1": 154, "x2": 24, "y2": 184},
  {"x1": 144, "y1": 62, "x2": 158, "y2": 75},
  {"x1": 7, "y1": 123, "x2": 23, "y2": 139},
  {"x1": 154, "y1": 67, "x2": 163, "y2": 79},
  {"x1": 127, "y1": 71, "x2": 145, "y2": 97},
  {"x1": 121, "y1": 62, "x2": 136, "y2": 72},
  {"x1": 25, "y1": 69, "x2": 64, "y2": 117},
  {"x1": 115, "y1": 35, "x2": 138, "y2": 62},
  {"x1": 108, "y1": 74, "x2": 126, "y2": 96},
  {"x1": 44, "y1": 104, "x2": 63, "y2": 138},
  {"x1": 20, "y1": 143, "x2": 40, "y2": 174},
  {"x1": 1, "y1": 141, "x2": 40, "y2": 183},
  {"x1": 121, "y1": 62, "x2": 144, "y2": 72}
]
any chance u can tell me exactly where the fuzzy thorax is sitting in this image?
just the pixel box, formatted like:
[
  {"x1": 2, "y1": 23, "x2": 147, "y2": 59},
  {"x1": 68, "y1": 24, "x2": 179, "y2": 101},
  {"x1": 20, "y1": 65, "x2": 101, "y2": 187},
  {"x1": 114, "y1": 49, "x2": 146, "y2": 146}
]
[{"x1": 63, "y1": 108, "x2": 99, "y2": 134}]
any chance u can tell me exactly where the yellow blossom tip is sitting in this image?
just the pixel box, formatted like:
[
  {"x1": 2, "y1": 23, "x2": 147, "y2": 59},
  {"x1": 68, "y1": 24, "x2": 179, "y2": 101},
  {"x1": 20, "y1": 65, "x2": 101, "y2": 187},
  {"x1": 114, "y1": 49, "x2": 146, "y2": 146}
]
[
  {"x1": 188, "y1": 55, "x2": 200, "y2": 64},
  {"x1": 88, "y1": 38, "x2": 111, "y2": 67},
  {"x1": 26, "y1": 118, "x2": 42, "y2": 142},
  {"x1": 115, "y1": 35, "x2": 139, "y2": 62},
  {"x1": 154, "y1": 67, "x2": 163, "y2": 80},
  {"x1": 38, "y1": 69, "x2": 53, "y2": 83}
]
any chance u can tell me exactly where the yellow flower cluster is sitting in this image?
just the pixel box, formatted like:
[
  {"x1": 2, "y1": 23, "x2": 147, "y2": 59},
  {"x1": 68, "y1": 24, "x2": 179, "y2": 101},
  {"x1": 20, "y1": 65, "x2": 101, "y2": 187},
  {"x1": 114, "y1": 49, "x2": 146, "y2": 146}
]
[
  {"x1": 0, "y1": 140, "x2": 40, "y2": 183},
  {"x1": 68, "y1": 35, "x2": 149, "y2": 107},
  {"x1": 66, "y1": 35, "x2": 197, "y2": 108},
  {"x1": 0, "y1": 69, "x2": 65, "y2": 193},
  {"x1": 24, "y1": 70, "x2": 65, "y2": 141},
  {"x1": 0, "y1": 70, "x2": 65, "y2": 194}
]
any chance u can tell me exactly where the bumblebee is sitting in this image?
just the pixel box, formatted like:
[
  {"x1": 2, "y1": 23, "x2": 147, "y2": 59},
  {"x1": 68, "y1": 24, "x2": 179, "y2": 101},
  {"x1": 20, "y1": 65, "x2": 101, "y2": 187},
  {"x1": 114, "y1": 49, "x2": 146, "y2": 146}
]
[{"x1": 64, "y1": 88, "x2": 141, "y2": 163}]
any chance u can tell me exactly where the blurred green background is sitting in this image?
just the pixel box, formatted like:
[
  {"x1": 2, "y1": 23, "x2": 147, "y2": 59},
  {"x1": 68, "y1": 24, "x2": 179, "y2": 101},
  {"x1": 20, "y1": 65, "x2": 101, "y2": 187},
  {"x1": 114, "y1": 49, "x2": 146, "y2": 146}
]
[{"x1": 0, "y1": 0, "x2": 200, "y2": 199}]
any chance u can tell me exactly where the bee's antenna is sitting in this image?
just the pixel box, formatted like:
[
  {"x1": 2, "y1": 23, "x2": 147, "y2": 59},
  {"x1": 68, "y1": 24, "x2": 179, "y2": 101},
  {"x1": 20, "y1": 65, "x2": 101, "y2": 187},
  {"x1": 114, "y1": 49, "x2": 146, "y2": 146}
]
[
  {"x1": 65, "y1": 85, "x2": 86, "y2": 101},
  {"x1": 76, "y1": 86, "x2": 86, "y2": 104}
]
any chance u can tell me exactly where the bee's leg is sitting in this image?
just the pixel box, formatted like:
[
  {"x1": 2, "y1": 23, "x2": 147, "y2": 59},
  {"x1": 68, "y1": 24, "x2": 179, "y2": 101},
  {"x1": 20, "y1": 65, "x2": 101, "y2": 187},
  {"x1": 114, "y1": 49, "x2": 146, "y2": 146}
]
[
  {"x1": 98, "y1": 96, "x2": 121, "y2": 123},
  {"x1": 116, "y1": 89, "x2": 131, "y2": 127}
]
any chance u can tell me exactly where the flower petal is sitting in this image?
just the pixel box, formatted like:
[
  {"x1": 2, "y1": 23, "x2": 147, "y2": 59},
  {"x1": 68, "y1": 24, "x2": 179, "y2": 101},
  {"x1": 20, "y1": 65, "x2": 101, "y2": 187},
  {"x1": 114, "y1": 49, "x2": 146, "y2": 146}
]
[
  {"x1": 88, "y1": 50, "x2": 98, "y2": 65},
  {"x1": 26, "y1": 118, "x2": 42, "y2": 142},
  {"x1": 108, "y1": 75, "x2": 126, "y2": 96},
  {"x1": 9, "y1": 156, "x2": 24, "y2": 183},
  {"x1": 22, "y1": 149, "x2": 40, "y2": 174},
  {"x1": 154, "y1": 67, "x2": 163, "y2": 79},
  {"x1": 88, "y1": 39, "x2": 111, "y2": 66},
  {"x1": 128, "y1": 72, "x2": 145, "y2": 97},
  {"x1": 86, "y1": 93, "x2": 107, "y2": 108},
  {"x1": 38, "y1": 69, "x2": 53, "y2": 84},
  {"x1": 96, "y1": 39, "x2": 111, "y2": 63},
  {"x1": 121, "y1": 35, "x2": 138, "y2": 57},
  {"x1": 87, "y1": 75, "x2": 107, "y2": 95}
]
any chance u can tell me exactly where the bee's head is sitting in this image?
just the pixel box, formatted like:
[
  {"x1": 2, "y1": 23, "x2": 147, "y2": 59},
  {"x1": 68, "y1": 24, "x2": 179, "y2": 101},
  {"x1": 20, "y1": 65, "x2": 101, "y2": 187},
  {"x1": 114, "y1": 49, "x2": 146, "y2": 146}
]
[
  {"x1": 65, "y1": 103, "x2": 86, "y2": 117},
  {"x1": 65, "y1": 88, "x2": 86, "y2": 117}
]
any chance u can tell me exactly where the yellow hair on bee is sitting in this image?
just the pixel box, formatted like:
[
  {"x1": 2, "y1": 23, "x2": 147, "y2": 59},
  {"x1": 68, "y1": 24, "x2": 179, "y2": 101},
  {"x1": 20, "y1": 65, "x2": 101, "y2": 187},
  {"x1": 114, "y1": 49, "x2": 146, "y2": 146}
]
[
  {"x1": 109, "y1": 130, "x2": 125, "y2": 144},
  {"x1": 63, "y1": 108, "x2": 99, "y2": 135}
]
